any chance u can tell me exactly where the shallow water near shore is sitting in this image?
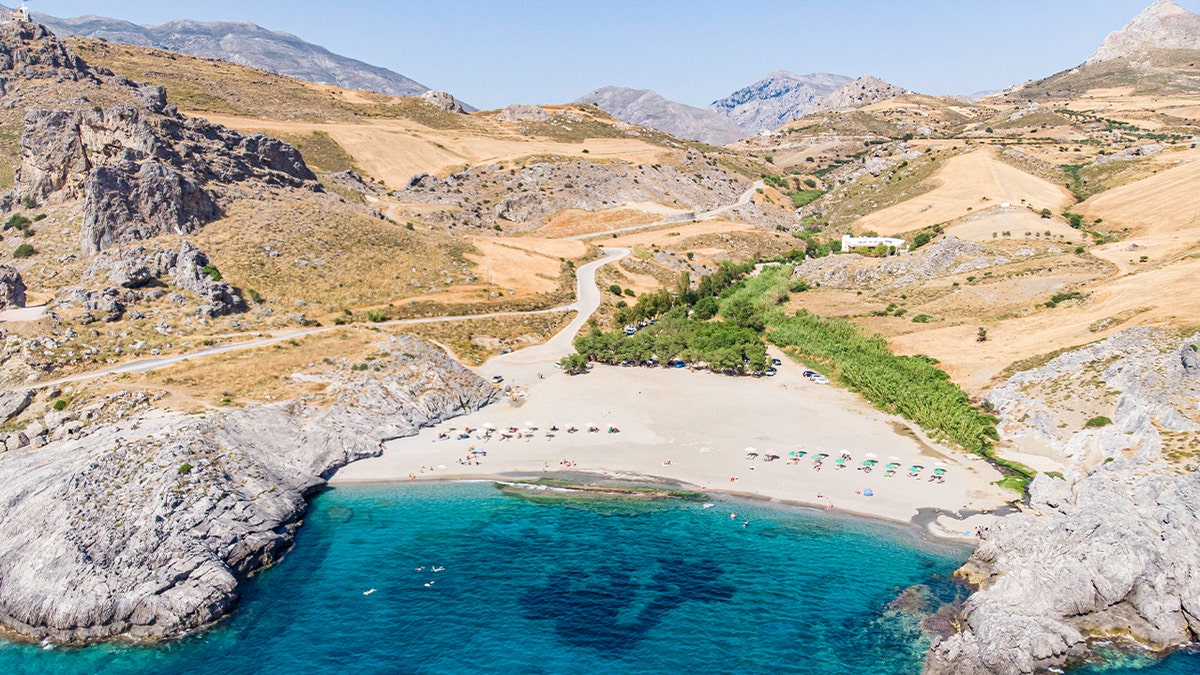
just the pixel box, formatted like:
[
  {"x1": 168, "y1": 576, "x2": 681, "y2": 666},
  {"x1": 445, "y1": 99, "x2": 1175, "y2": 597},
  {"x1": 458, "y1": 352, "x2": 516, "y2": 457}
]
[{"x1": 0, "y1": 481, "x2": 1190, "y2": 674}]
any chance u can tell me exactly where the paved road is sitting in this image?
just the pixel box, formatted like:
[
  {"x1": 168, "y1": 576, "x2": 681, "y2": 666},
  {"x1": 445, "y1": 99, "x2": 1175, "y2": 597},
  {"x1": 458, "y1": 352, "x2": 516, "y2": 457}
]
[
  {"x1": 566, "y1": 180, "x2": 763, "y2": 241},
  {"x1": 34, "y1": 247, "x2": 630, "y2": 389}
]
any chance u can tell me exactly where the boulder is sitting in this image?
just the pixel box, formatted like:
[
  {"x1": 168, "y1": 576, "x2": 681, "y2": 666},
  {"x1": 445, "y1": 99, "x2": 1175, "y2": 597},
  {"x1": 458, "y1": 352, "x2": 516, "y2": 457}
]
[
  {"x1": 0, "y1": 389, "x2": 33, "y2": 422},
  {"x1": 0, "y1": 265, "x2": 26, "y2": 308},
  {"x1": 496, "y1": 104, "x2": 550, "y2": 123},
  {"x1": 419, "y1": 90, "x2": 466, "y2": 113}
]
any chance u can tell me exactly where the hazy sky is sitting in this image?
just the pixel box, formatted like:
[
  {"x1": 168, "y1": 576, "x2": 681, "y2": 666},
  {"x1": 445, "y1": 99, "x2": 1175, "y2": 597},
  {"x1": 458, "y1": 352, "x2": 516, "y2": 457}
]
[{"x1": 24, "y1": 1, "x2": 1197, "y2": 109}]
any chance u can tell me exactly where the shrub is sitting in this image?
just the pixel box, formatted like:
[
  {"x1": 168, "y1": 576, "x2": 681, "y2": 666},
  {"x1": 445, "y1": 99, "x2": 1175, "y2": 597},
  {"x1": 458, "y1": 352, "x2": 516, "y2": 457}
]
[
  {"x1": 178, "y1": 463, "x2": 193, "y2": 475},
  {"x1": 201, "y1": 263, "x2": 222, "y2": 281},
  {"x1": 12, "y1": 243, "x2": 34, "y2": 258},
  {"x1": 803, "y1": 178, "x2": 817, "y2": 188},
  {"x1": 1040, "y1": 208, "x2": 1052, "y2": 218},
  {"x1": 52, "y1": 399, "x2": 68, "y2": 411},
  {"x1": 1066, "y1": 213, "x2": 1083, "y2": 228},
  {"x1": 4, "y1": 214, "x2": 31, "y2": 232},
  {"x1": 789, "y1": 280, "x2": 810, "y2": 293},
  {"x1": 1085, "y1": 416, "x2": 1113, "y2": 428},
  {"x1": 366, "y1": 309, "x2": 387, "y2": 322},
  {"x1": 608, "y1": 284, "x2": 622, "y2": 296},
  {"x1": 911, "y1": 232, "x2": 932, "y2": 249},
  {"x1": 623, "y1": 288, "x2": 635, "y2": 297},
  {"x1": 246, "y1": 288, "x2": 263, "y2": 304},
  {"x1": 912, "y1": 314, "x2": 934, "y2": 323}
]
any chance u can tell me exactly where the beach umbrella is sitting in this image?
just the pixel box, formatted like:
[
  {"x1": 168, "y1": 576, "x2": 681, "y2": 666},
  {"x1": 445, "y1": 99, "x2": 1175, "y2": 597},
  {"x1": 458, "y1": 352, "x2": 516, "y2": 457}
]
[
  {"x1": 789, "y1": 451, "x2": 797, "y2": 457},
  {"x1": 863, "y1": 488, "x2": 874, "y2": 497},
  {"x1": 908, "y1": 466, "x2": 921, "y2": 473},
  {"x1": 888, "y1": 455, "x2": 901, "y2": 461},
  {"x1": 865, "y1": 452, "x2": 878, "y2": 459},
  {"x1": 835, "y1": 458, "x2": 846, "y2": 465},
  {"x1": 934, "y1": 468, "x2": 947, "y2": 475},
  {"x1": 745, "y1": 447, "x2": 757, "y2": 453},
  {"x1": 483, "y1": 422, "x2": 496, "y2": 429},
  {"x1": 886, "y1": 462, "x2": 900, "y2": 469},
  {"x1": 860, "y1": 460, "x2": 872, "y2": 466},
  {"x1": 817, "y1": 453, "x2": 829, "y2": 458}
]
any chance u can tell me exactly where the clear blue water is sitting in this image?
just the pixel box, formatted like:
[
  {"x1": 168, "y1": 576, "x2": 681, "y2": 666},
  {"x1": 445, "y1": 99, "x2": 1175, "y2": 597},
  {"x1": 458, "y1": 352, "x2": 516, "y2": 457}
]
[{"x1": 0, "y1": 482, "x2": 1194, "y2": 675}]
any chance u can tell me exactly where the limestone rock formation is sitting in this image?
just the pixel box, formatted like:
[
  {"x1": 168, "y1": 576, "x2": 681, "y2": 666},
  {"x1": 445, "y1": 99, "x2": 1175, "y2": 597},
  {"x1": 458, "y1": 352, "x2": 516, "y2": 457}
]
[
  {"x1": 496, "y1": 104, "x2": 551, "y2": 123},
  {"x1": 709, "y1": 70, "x2": 852, "y2": 135},
  {"x1": 0, "y1": 22, "x2": 320, "y2": 257},
  {"x1": 1087, "y1": 0, "x2": 1200, "y2": 64},
  {"x1": 0, "y1": 264, "x2": 26, "y2": 308},
  {"x1": 794, "y1": 236, "x2": 1004, "y2": 288},
  {"x1": 575, "y1": 86, "x2": 744, "y2": 145},
  {"x1": 81, "y1": 241, "x2": 246, "y2": 317},
  {"x1": 0, "y1": 19, "x2": 93, "y2": 95},
  {"x1": 419, "y1": 90, "x2": 467, "y2": 113},
  {"x1": 926, "y1": 466, "x2": 1200, "y2": 674},
  {"x1": 8, "y1": 102, "x2": 318, "y2": 256},
  {"x1": 811, "y1": 75, "x2": 908, "y2": 113},
  {"x1": 0, "y1": 337, "x2": 497, "y2": 643}
]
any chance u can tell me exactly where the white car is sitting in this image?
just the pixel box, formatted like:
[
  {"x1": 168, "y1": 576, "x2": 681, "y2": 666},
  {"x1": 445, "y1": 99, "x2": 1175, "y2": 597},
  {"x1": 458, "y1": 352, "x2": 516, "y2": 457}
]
[
  {"x1": 811, "y1": 374, "x2": 830, "y2": 385},
  {"x1": 490, "y1": 375, "x2": 504, "y2": 384}
]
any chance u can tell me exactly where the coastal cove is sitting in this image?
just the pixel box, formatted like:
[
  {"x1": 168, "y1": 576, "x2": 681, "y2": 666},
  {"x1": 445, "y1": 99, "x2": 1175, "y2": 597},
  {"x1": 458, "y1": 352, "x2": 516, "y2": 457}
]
[{"x1": 2, "y1": 482, "x2": 1194, "y2": 675}]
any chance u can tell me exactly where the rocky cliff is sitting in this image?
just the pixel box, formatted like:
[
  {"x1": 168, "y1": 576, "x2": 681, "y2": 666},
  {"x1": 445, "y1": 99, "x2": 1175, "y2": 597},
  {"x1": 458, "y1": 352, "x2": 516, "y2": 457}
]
[
  {"x1": 926, "y1": 328, "x2": 1200, "y2": 673},
  {"x1": 709, "y1": 70, "x2": 852, "y2": 135},
  {"x1": 0, "y1": 337, "x2": 497, "y2": 644},
  {"x1": 6, "y1": 88, "x2": 319, "y2": 256},
  {"x1": 575, "y1": 86, "x2": 744, "y2": 146},
  {"x1": 925, "y1": 467, "x2": 1200, "y2": 674}
]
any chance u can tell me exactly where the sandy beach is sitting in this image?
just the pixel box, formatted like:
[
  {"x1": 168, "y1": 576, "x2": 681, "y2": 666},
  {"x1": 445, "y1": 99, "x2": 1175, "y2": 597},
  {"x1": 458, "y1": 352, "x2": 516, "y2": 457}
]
[{"x1": 333, "y1": 343, "x2": 1015, "y2": 539}]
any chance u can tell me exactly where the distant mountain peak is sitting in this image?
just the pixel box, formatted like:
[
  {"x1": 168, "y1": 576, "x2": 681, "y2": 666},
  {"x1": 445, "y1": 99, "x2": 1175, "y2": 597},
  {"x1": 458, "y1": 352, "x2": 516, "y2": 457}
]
[
  {"x1": 1086, "y1": 0, "x2": 1200, "y2": 64},
  {"x1": 709, "y1": 71, "x2": 852, "y2": 135},
  {"x1": 574, "y1": 86, "x2": 743, "y2": 145}
]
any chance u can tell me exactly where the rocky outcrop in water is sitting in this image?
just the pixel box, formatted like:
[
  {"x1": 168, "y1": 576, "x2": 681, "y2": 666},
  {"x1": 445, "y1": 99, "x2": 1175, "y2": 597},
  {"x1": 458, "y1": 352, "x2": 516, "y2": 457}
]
[
  {"x1": 926, "y1": 466, "x2": 1200, "y2": 675},
  {"x1": 927, "y1": 328, "x2": 1200, "y2": 673},
  {"x1": 0, "y1": 337, "x2": 497, "y2": 644}
]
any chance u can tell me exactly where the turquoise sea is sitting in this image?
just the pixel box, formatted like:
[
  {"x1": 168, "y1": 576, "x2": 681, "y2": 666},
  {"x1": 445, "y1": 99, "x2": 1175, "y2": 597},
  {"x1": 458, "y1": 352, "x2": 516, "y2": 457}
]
[{"x1": 0, "y1": 482, "x2": 1194, "y2": 675}]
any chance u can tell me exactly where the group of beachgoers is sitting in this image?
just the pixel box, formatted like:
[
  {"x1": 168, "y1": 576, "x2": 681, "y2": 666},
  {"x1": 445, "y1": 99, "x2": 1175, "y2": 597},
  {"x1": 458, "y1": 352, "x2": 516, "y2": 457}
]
[
  {"x1": 740, "y1": 448, "x2": 950, "y2": 483},
  {"x1": 428, "y1": 422, "x2": 621, "y2": 473}
]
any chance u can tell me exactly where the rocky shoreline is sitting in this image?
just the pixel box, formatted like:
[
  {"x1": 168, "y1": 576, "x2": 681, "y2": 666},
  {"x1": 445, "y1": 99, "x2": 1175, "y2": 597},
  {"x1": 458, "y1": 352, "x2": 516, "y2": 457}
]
[
  {"x1": 925, "y1": 328, "x2": 1200, "y2": 674},
  {"x1": 0, "y1": 337, "x2": 496, "y2": 644}
]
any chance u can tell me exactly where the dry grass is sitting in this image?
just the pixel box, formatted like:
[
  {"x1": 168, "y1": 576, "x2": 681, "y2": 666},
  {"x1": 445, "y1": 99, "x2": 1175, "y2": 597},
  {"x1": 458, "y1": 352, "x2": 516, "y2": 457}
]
[
  {"x1": 189, "y1": 196, "x2": 475, "y2": 316},
  {"x1": 394, "y1": 311, "x2": 574, "y2": 365}
]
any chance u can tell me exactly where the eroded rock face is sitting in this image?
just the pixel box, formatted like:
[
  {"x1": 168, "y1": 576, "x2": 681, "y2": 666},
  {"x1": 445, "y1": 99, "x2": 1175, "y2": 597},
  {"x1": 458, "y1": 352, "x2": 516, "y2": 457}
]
[
  {"x1": 0, "y1": 20, "x2": 93, "y2": 94},
  {"x1": 0, "y1": 337, "x2": 497, "y2": 644},
  {"x1": 926, "y1": 467, "x2": 1200, "y2": 674},
  {"x1": 0, "y1": 265, "x2": 27, "y2": 308},
  {"x1": 9, "y1": 102, "x2": 318, "y2": 256}
]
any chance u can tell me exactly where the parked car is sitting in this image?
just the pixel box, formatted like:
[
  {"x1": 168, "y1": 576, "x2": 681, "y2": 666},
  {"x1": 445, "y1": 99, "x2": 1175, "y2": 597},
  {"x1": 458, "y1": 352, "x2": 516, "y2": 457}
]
[
  {"x1": 490, "y1": 375, "x2": 504, "y2": 384},
  {"x1": 811, "y1": 374, "x2": 830, "y2": 385},
  {"x1": 772, "y1": 358, "x2": 782, "y2": 367},
  {"x1": 765, "y1": 367, "x2": 777, "y2": 376},
  {"x1": 802, "y1": 370, "x2": 818, "y2": 378}
]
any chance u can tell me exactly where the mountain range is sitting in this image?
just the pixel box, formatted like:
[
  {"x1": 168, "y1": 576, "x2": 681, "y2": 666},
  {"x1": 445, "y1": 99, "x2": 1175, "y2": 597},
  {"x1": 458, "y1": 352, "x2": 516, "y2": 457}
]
[
  {"x1": 708, "y1": 71, "x2": 853, "y2": 135},
  {"x1": 8, "y1": 7, "x2": 450, "y2": 104},
  {"x1": 573, "y1": 86, "x2": 744, "y2": 146}
]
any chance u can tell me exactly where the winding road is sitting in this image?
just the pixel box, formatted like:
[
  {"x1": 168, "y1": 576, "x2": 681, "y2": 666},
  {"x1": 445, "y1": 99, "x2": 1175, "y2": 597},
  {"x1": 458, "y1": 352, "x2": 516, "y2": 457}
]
[
  {"x1": 565, "y1": 180, "x2": 763, "y2": 241},
  {"x1": 33, "y1": 247, "x2": 630, "y2": 389}
]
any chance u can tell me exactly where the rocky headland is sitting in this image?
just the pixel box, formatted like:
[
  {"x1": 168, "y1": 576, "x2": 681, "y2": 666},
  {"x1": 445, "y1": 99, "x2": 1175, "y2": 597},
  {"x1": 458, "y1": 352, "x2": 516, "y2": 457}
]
[
  {"x1": 926, "y1": 328, "x2": 1200, "y2": 673},
  {"x1": 0, "y1": 337, "x2": 496, "y2": 644}
]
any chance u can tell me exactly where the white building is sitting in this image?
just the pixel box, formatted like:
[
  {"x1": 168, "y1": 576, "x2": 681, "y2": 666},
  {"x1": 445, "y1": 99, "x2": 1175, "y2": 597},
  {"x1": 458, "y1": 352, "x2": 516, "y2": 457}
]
[{"x1": 841, "y1": 234, "x2": 906, "y2": 251}]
